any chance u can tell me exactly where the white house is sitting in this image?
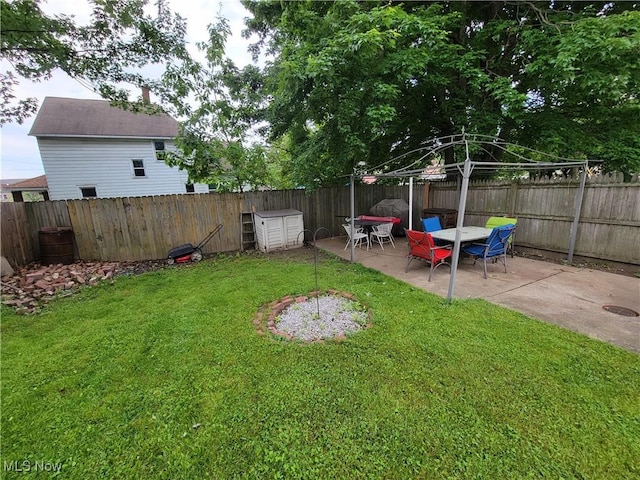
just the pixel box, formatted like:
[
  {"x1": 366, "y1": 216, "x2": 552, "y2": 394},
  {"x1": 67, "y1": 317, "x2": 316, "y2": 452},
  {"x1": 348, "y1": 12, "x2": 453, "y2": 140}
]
[{"x1": 28, "y1": 97, "x2": 209, "y2": 200}]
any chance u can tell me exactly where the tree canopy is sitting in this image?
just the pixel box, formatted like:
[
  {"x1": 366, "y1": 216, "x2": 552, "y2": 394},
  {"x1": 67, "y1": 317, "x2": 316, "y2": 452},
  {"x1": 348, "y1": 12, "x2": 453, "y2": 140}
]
[
  {"x1": 0, "y1": 0, "x2": 189, "y2": 124},
  {"x1": 157, "y1": 18, "x2": 283, "y2": 192},
  {"x1": 242, "y1": 0, "x2": 640, "y2": 184},
  {"x1": 3, "y1": 0, "x2": 638, "y2": 186}
]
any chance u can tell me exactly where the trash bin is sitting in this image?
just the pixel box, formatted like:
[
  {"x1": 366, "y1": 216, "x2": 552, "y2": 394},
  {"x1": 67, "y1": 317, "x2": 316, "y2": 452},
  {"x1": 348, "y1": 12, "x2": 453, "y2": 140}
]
[
  {"x1": 422, "y1": 208, "x2": 458, "y2": 229},
  {"x1": 39, "y1": 227, "x2": 75, "y2": 265}
]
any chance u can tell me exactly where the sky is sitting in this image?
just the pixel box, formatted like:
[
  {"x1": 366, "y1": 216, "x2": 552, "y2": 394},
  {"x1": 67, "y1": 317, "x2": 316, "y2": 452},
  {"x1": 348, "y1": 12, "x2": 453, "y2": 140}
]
[{"x1": 0, "y1": 0, "x2": 257, "y2": 180}]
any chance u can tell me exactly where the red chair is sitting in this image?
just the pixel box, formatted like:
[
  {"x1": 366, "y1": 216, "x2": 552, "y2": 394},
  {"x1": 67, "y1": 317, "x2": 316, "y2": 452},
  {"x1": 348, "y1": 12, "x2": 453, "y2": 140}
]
[{"x1": 405, "y1": 229, "x2": 452, "y2": 281}]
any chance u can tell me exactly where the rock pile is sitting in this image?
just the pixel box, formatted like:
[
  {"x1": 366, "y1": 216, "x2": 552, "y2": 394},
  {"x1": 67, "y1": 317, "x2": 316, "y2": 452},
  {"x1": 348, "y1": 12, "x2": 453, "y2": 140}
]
[{"x1": 1, "y1": 259, "x2": 169, "y2": 314}]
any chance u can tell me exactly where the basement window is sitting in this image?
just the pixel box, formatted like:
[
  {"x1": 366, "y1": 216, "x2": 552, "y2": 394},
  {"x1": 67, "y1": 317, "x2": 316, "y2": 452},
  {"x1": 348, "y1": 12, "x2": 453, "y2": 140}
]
[
  {"x1": 80, "y1": 187, "x2": 97, "y2": 198},
  {"x1": 132, "y1": 159, "x2": 146, "y2": 177}
]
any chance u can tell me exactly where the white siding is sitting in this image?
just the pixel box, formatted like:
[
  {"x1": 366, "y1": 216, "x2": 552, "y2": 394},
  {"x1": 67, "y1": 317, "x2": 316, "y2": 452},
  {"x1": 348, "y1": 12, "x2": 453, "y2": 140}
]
[{"x1": 38, "y1": 138, "x2": 209, "y2": 200}]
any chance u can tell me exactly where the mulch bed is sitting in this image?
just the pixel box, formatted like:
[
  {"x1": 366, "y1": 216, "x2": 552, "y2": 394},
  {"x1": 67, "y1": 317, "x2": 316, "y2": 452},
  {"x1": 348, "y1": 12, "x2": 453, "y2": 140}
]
[{"x1": 514, "y1": 249, "x2": 639, "y2": 278}]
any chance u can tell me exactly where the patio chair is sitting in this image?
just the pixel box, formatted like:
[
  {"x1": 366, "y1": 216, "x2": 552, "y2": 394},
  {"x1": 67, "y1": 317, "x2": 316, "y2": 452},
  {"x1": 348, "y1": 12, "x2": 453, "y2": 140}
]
[
  {"x1": 404, "y1": 229, "x2": 452, "y2": 281},
  {"x1": 421, "y1": 216, "x2": 448, "y2": 246},
  {"x1": 370, "y1": 222, "x2": 395, "y2": 250},
  {"x1": 485, "y1": 216, "x2": 517, "y2": 257},
  {"x1": 421, "y1": 216, "x2": 442, "y2": 233},
  {"x1": 343, "y1": 224, "x2": 370, "y2": 250},
  {"x1": 462, "y1": 224, "x2": 515, "y2": 279}
]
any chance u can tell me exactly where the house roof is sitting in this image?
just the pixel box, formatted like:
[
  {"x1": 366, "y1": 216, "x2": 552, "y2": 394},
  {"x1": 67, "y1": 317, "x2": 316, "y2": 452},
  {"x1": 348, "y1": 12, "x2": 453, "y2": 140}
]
[
  {"x1": 8, "y1": 175, "x2": 48, "y2": 191},
  {"x1": 1, "y1": 179, "x2": 27, "y2": 187},
  {"x1": 28, "y1": 97, "x2": 178, "y2": 139}
]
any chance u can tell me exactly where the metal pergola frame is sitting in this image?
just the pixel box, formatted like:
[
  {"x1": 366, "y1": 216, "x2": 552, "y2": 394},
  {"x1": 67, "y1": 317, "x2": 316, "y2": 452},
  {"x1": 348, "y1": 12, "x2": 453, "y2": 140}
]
[{"x1": 347, "y1": 133, "x2": 596, "y2": 301}]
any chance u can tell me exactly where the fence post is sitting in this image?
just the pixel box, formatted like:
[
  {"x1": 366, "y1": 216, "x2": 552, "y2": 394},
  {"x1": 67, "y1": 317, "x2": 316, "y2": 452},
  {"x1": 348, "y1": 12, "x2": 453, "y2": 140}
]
[
  {"x1": 508, "y1": 180, "x2": 518, "y2": 216},
  {"x1": 567, "y1": 168, "x2": 587, "y2": 263}
]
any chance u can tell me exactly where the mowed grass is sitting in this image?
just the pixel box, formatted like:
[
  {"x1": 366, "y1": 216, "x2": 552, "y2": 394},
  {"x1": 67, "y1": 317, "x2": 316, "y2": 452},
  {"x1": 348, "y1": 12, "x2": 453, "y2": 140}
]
[{"x1": 1, "y1": 251, "x2": 639, "y2": 479}]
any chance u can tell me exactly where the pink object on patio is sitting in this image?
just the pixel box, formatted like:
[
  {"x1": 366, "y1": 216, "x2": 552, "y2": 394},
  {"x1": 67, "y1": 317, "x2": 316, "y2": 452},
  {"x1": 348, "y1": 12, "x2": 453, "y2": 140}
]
[{"x1": 357, "y1": 215, "x2": 401, "y2": 224}]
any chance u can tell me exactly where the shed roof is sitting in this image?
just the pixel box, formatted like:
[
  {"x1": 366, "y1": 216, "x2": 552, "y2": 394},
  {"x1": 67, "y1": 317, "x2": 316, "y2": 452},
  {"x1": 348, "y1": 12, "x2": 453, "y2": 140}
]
[{"x1": 28, "y1": 97, "x2": 178, "y2": 139}]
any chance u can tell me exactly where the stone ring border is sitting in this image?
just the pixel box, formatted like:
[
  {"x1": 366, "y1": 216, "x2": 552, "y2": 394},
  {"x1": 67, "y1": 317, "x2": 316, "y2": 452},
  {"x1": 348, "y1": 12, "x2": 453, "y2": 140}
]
[{"x1": 253, "y1": 289, "x2": 373, "y2": 343}]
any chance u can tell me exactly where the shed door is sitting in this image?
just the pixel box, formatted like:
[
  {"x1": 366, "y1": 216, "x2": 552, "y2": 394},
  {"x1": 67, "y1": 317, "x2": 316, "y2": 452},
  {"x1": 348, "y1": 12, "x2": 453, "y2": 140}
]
[
  {"x1": 264, "y1": 217, "x2": 284, "y2": 250},
  {"x1": 283, "y1": 214, "x2": 303, "y2": 248}
]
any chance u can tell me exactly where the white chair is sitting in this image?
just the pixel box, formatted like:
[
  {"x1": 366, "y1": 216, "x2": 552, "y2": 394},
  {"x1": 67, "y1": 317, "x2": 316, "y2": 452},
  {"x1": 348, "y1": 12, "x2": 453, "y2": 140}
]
[
  {"x1": 343, "y1": 224, "x2": 370, "y2": 250},
  {"x1": 370, "y1": 222, "x2": 395, "y2": 250}
]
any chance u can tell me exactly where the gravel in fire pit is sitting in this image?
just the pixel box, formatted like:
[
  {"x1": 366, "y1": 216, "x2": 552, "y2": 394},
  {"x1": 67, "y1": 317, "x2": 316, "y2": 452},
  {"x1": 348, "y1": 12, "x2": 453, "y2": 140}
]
[{"x1": 276, "y1": 295, "x2": 368, "y2": 341}]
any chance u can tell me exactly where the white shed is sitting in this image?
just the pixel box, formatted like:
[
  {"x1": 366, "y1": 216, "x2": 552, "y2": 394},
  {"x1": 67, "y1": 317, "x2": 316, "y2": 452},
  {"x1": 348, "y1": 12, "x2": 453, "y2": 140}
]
[{"x1": 253, "y1": 209, "x2": 304, "y2": 253}]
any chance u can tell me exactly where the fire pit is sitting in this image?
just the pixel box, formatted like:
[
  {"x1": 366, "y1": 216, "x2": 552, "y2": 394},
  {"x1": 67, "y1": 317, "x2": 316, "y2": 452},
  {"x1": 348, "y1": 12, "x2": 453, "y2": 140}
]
[{"x1": 253, "y1": 290, "x2": 372, "y2": 342}]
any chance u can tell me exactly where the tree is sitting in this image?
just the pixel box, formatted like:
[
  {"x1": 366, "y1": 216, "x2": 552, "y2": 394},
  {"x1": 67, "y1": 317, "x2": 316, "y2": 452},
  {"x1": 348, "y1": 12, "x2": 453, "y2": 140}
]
[
  {"x1": 1, "y1": 1, "x2": 288, "y2": 189},
  {"x1": 242, "y1": 1, "x2": 640, "y2": 184},
  {"x1": 516, "y1": 7, "x2": 640, "y2": 178},
  {"x1": 158, "y1": 18, "x2": 284, "y2": 191},
  {"x1": 0, "y1": 0, "x2": 189, "y2": 124}
]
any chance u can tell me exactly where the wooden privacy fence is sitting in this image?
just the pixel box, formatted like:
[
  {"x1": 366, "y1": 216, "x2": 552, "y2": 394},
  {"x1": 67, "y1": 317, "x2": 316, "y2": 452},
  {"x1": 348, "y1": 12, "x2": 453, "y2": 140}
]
[
  {"x1": 434, "y1": 174, "x2": 640, "y2": 265},
  {"x1": 1, "y1": 174, "x2": 639, "y2": 267}
]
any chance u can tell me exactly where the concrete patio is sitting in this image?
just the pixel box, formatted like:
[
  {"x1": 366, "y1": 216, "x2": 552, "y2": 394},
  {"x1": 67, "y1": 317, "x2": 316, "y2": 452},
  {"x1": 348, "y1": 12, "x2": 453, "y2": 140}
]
[{"x1": 315, "y1": 235, "x2": 640, "y2": 354}]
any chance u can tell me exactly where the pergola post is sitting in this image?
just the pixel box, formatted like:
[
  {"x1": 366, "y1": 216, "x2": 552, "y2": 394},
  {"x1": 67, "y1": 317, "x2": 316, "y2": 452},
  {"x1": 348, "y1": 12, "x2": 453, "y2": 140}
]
[
  {"x1": 349, "y1": 174, "x2": 355, "y2": 263},
  {"x1": 446, "y1": 141, "x2": 473, "y2": 301},
  {"x1": 408, "y1": 177, "x2": 414, "y2": 230}
]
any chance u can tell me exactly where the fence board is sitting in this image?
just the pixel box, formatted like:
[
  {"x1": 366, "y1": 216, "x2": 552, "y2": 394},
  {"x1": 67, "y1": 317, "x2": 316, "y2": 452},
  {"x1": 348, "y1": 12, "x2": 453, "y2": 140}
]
[
  {"x1": 1, "y1": 203, "x2": 33, "y2": 266},
  {"x1": 66, "y1": 200, "x2": 85, "y2": 259}
]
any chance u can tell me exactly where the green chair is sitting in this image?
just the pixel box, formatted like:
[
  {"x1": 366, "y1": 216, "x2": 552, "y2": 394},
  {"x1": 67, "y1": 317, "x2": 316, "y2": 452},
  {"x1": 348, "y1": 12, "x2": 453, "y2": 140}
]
[{"x1": 485, "y1": 216, "x2": 517, "y2": 257}]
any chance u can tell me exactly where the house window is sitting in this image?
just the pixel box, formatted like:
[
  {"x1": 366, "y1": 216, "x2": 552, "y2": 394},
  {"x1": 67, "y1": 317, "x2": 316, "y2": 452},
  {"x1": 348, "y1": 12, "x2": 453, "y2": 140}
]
[
  {"x1": 185, "y1": 183, "x2": 195, "y2": 193},
  {"x1": 80, "y1": 187, "x2": 97, "y2": 198},
  {"x1": 132, "y1": 159, "x2": 146, "y2": 177},
  {"x1": 154, "y1": 141, "x2": 165, "y2": 161}
]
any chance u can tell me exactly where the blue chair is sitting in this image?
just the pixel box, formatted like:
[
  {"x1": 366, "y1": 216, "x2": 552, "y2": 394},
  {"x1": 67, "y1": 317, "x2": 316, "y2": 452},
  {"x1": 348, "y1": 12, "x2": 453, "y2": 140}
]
[
  {"x1": 462, "y1": 224, "x2": 516, "y2": 279},
  {"x1": 485, "y1": 216, "x2": 518, "y2": 257},
  {"x1": 421, "y1": 216, "x2": 447, "y2": 246},
  {"x1": 421, "y1": 216, "x2": 442, "y2": 233}
]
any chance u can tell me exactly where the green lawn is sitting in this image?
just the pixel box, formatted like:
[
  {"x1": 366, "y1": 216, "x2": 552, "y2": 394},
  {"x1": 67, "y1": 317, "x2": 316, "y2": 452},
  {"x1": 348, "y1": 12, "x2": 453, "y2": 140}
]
[{"x1": 1, "y1": 251, "x2": 639, "y2": 479}]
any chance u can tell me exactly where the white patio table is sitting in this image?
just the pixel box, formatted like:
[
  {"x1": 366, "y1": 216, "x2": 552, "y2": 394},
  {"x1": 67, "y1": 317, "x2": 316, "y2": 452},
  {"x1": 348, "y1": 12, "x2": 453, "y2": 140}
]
[{"x1": 429, "y1": 226, "x2": 494, "y2": 243}]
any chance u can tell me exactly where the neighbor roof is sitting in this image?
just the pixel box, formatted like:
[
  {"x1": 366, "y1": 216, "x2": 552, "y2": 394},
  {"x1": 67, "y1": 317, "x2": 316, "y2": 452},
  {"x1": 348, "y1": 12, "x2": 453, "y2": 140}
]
[
  {"x1": 1, "y1": 179, "x2": 27, "y2": 187},
  {"x1": 8, "y1": 175, "x2": 48, "y2": 191},
  {"x1": 28, "y1": 97, "x2": 178, "y2": 139}
]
